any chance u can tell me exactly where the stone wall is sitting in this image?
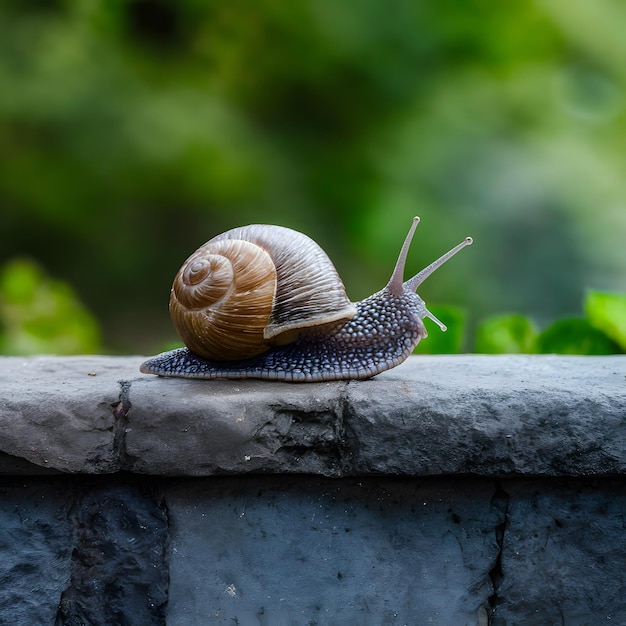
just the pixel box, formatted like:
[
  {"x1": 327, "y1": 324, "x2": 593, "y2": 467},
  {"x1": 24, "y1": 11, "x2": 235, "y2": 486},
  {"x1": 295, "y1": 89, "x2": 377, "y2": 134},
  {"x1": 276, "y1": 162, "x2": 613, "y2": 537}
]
[{"x1": 1, "y1": 355, "x2": 625, "y2": 625}]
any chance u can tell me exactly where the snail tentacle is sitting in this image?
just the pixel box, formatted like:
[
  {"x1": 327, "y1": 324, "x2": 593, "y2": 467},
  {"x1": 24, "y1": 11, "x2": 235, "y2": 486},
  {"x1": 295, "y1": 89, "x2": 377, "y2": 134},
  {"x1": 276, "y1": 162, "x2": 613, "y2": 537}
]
[{"x1": 140, "y1": 218, "x2": 473, "y2": 382}]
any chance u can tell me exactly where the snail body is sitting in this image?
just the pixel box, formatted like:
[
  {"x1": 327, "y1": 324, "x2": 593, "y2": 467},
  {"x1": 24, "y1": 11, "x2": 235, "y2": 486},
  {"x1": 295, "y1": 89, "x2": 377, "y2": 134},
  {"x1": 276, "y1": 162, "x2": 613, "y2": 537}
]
[{"x1": 140, "y1": 217, "x2": 472, "y2": 382}]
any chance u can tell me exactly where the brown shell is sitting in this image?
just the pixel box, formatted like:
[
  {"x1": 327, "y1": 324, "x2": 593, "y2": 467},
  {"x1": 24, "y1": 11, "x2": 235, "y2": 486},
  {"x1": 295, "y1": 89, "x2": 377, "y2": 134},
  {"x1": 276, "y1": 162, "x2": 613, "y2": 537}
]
[
  {"x1": 170, "y1": 239, "x2": 277, "y2": 360},
  {"x1": 169, "y1": 224, "x2": 357, "y2": 360}
]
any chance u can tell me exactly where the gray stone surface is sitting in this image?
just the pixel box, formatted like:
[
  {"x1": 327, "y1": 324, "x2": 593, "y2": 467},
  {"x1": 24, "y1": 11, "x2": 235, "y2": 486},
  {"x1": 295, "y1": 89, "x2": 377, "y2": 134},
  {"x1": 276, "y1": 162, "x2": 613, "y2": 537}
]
[
  {"x1": 56, "y1": 483, "x2": 168, "y2": 625},
  {"x1": 2, "y1": 475, "x2": 626, "y2": 625},
  {"x1": 125, "y1": 374, "x2": 348, "y2": 476},
  {"x1": 0, "y1": 483, "x2": 73, "y2": 625},
  {"x1": 0, "y1": 356, "x2": 139, "y2": 473},
  {"x1": 0, "y1": 354, "x2": 625, "y2": 476},
  {"x1": 345, "y1": 355, "x2": 626, "y2": 476},
  {"x1": 2, "y1": 355, "x2": 625, "y2": 624},
  {"x1": 0, "y1": 478, "x2": 168, "y2": 626},
  {"x1": 493, "y1": 478, "x2": 626, "y2": 625},
  {"x1": 164, "y1": 476, "x2": 500, "y2": 625}
]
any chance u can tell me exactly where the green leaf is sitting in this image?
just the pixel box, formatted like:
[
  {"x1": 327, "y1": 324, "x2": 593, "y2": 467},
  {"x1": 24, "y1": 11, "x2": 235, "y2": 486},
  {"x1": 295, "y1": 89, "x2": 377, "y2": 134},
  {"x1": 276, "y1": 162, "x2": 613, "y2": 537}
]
[
  {"x1": 536, "y1": 317, "x2": 620, "y2": 355},
  {"x1": 0, "y1": 259, "x2": 101, "y2": 355},
  {"x1": 414, "y1": 305, "x2": 466, "y2": 354},
  {"x1": 0, "y1": 260, "x2": 39, "y2": 305},
  {"x1": 584, "y1": 290, "x2": 626, "y2": 350},
  {"x1": 475, "y1": 314, "x2": 538, "y2": 354}
]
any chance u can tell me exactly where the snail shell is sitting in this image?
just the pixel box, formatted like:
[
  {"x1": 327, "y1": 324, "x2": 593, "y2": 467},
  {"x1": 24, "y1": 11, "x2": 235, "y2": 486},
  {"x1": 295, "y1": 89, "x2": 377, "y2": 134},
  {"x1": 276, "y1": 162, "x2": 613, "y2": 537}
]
[
  {"x1": 169, "y1": 224, "x2": 357, "y2": 360},
  {"x1": 142, "y1": 217, "x2": 473, "y2": 382}
]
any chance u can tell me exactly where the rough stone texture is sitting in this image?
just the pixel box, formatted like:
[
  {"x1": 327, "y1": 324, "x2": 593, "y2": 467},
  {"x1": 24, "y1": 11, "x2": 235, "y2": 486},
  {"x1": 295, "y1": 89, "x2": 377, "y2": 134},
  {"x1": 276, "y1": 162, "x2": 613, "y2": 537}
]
[
  {"x1": 126, "y1": 375, "x2": 348, "y2": 476},
  {"x1": 0, "y1": 356, "x2": 139, "y2": 473},
  {"x1": 344, "y1": 355, "x2": 626, "y2": 477},
  {"x1": 55, "y1": 482, "x2": 169, "y2": 625},
  {"x1": 0, "y1": 478, "x2": 168, "y2": 626},
  {"x1": 0, "y1": 482, "x2": 73, "y2": 625},
  {"x1": 493, "y1": 478, "x2": 626, "y2": 625},
  {"x1": 0, "y1": 354, "x2": 624, "y2": 477},
  {"x1": 1, "y1": 355, "x2": 625, "y2": 624},
  {"x1": 164, "y1": 476, "x2": 500, "y2": 625},
  {"x1": 2, "y1": 475, "x2": 626, "y2": 625}
]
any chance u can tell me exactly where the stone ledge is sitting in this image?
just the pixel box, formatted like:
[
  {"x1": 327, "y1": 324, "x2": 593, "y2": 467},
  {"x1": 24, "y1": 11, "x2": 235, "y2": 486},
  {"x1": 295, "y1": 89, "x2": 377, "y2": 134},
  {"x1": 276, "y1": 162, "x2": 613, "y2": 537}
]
[{"x1": 0, "y1": 355, "x2": 624, "y2": 476}]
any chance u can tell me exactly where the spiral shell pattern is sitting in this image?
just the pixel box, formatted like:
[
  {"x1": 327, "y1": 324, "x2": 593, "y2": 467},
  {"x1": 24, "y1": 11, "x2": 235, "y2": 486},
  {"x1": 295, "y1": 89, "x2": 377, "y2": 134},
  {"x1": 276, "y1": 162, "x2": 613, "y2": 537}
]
[
  {"x1": 169, "y1": 224, "x2": 357, "y2": 361},
  {"x1": 211, "y1": 224, "x2": 357, "y2": 342},
  {"x1": 170, "y1": 239, "x2": 277, "y2": 360}
]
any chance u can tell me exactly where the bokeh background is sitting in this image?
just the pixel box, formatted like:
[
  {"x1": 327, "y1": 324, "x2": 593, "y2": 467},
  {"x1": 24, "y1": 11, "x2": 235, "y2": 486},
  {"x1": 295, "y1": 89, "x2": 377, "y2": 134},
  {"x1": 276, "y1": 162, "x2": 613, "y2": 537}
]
[{"x1": 1, "y1": 0, "x2": 625, "y2": 355}]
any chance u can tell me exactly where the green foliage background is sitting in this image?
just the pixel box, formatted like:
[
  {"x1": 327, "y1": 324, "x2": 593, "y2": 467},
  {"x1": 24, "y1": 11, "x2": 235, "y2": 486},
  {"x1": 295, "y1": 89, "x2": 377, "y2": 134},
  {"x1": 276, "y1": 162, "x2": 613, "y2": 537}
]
[{"x1": 1, "y1": 1, "x2": 625, "y2": 355}]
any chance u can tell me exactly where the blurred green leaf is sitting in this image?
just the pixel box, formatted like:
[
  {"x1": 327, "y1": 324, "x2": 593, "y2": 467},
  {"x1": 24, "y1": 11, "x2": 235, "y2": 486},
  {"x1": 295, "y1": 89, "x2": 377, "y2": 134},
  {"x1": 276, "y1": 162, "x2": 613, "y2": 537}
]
[
  {"x1": 535, "y1": 317, "x2": 620, "y2": 355},
  {"x1": 0, "y1": 260, "x2": 40, "y2": 304},
  {"x1": 0, "y1": 259, "x2": 101, "y2": 355},
  {"x1": 584, "y1": 290, "x2": 626, "y2": 350},
  {"x1": 414, "y1": 305, "x2": 466, "y2": 354},
  {"x1": 475, "y1": 314, "x2": 538, "y2": 354}
]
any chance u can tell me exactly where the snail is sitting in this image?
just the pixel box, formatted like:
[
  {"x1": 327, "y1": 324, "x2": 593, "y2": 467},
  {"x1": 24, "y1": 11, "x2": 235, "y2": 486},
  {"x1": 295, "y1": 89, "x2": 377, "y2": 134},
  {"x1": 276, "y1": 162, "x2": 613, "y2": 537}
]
[{"x1": 140, "y1": 217, "x2": 472, "y2": 382}]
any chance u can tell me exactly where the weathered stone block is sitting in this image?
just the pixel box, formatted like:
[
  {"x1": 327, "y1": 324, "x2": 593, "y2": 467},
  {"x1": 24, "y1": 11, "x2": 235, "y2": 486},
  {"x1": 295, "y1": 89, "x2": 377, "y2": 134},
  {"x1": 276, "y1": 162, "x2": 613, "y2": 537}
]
[
  {"x1": 0, "y1": 356, "x2": 139, "y2": 473},
  {"x1": 56, "y1": 483, "x2": 168, "y2": 626},
  {"x1": 1, "y1": 355, "x2": 625, "y2": 477},
  {"x1": 493, "y1": 479, "x2": 626, "y2": 625},
  {"x1": 0, "y1": 483, "x2": 73, "y2": 626},
  {"x1": 2, "y1": 475, "x2": 626, "y2": 624},
  {"x1": 124, "y1": 376, "x2": 348, "y2": 476},
  {"x1": 1, "y1": 355, "x2": 625, "y2": 624},
  {"x1": 345, "y1": 355, "x2": 626, "y2": 476},
  {"x1": 164, "y1": 476, "x2": 501, "y2": 625},
  {"x1": 0, "y1": 479, "x2": 168, "y2": 626}
]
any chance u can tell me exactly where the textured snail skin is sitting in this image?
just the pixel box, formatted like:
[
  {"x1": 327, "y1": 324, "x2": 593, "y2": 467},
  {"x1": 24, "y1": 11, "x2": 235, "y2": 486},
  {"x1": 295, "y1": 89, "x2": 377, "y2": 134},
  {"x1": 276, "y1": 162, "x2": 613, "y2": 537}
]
[
  {"x1": 140, "y1": 289, "x2": 428, "y2": 382},
  {"x1": 140, "y1": 218, "x2": 472, "y2": 382}
]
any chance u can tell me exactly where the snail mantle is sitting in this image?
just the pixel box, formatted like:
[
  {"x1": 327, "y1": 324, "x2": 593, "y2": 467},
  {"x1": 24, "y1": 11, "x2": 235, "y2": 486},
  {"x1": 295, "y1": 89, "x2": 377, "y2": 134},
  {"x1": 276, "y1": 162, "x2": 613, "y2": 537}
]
[{"x1": 0, "y1": 354, "x2": 624, "y2": 477}]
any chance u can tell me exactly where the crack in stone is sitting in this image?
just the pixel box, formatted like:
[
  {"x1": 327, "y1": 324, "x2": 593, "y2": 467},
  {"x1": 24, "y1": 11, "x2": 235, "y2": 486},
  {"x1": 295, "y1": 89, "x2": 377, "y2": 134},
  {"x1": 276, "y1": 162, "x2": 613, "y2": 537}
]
[
  {"x1": 54, "y1": 480, "x2": 169, "y2": 625},
  {"x1": 156, "y1": 487, "x2": 171, "y2": 624},
  {"x1": 338, "y1": 382, "x2": 358, "y2": 475},
  {"x1": 54, "y1": 487, "x2": 84, "y2": 626},
  {"x1": 112, "y1": 380, "x2": 133, "y2": 470},
  {"x1": 488, "y1": 480, "x2": 510, "y2": 624}
]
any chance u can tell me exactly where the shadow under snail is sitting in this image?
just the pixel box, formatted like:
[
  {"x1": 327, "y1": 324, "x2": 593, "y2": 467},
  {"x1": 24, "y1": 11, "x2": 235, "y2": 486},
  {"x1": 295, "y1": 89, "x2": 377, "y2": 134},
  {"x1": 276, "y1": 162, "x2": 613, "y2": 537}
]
[{"x1": 140, "y1": 217, "x2": 472, "y2": 382}]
